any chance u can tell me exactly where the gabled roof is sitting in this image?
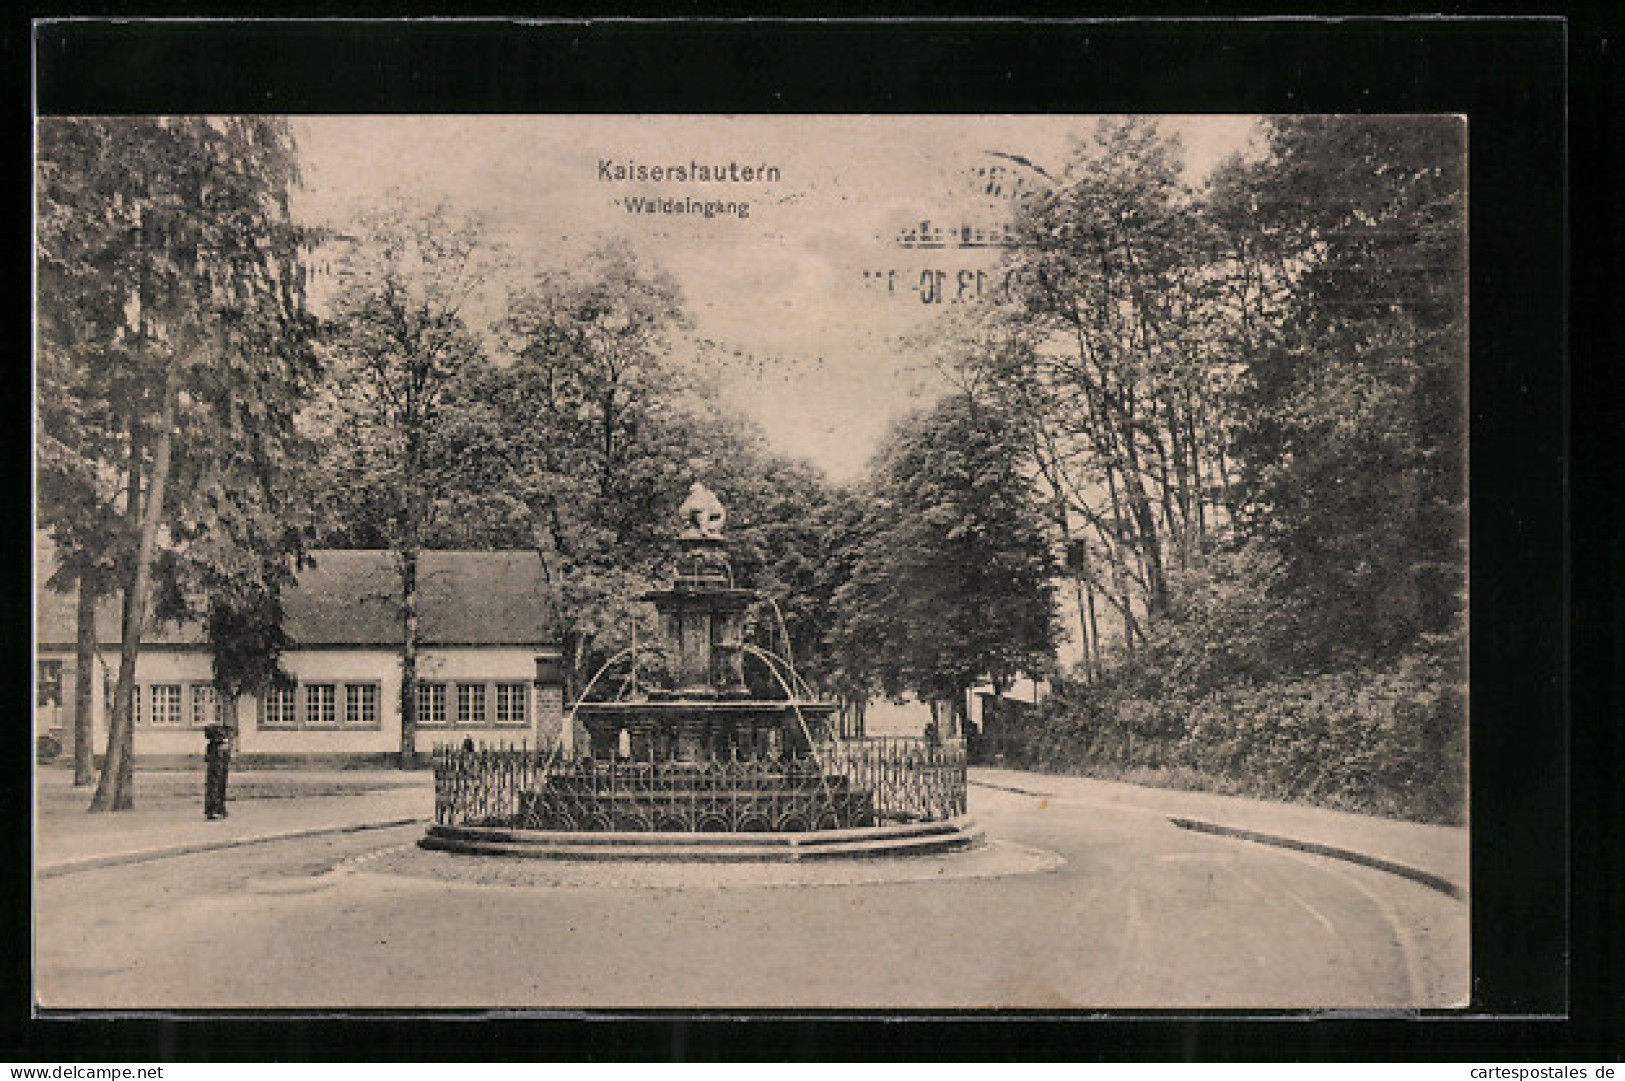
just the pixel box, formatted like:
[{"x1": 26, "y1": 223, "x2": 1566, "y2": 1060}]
[{"x1": 35, "y1": 547, "x2": 558, "y2": 650}]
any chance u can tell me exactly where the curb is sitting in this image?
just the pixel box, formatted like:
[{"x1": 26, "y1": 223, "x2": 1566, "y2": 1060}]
[
  {"x1": 37, "y1": 816, "x2": 427, "y2": 879},
  {"x1": 970, "y1": 779, "x2": 1055, "y2": 799},
  {"x1": 1167, "y1": 816, "x2": 1465, "y2": 900},
  {"x1": 420, "y1": 817, "x2": 984, "y2": 863}
]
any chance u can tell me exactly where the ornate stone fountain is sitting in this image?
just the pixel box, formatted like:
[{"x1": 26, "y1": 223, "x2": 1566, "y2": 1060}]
[
  {"x1": 423, "y1": 483, "x2": 978, "y2": 860},
  {"x1": 575, "y1": 482, "x2": 837, "y2": 766}
]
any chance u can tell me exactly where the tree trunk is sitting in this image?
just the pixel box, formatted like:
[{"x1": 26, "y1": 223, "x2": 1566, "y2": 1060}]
[
  {"x1": 1120, "y1": 468, "x2": 1167, "y2": 616},
  {"x1": 91, "y1": 371, "x2": 178, "y2": 812},
  {"x1": 1045, "y1": 479, "x2": 1095, "y2": 682},
  {"x1": 1111, "y1": 389, "x2": 1168, "y2": 617},
  {"x1": 72, "y1": 576, "x2": 98, "y2": 786},
  {"x1": 1163, "y1": 394, "x2": 1193, "y2": 561},
  {"x1": 1215, "y1": 437, "x2": 1237, "y2": 526},
  {"x1": 1071, "y1": 570, "x2": 1094, "y2": 680},
  {"x1": 1147, "y1": 412, "x2": 1184, "y2": 568},
  {"x1": 1101, "y1": 465, "x2": 1141, "y2": 657},
  {"x1": 841, "y1": 696, "x2": 867, "y2": 739},
  {"x1": 398, "y1": 546, "x2": 419, "y2": 767},
  {"x1": 1185, "y1": 396, "x2": 1207, "y2": 540},
  {"x1": 570, "y1": 633, "x2": 588, "y2": 706},
  {"x1": 1085, "y1": 583, "x2": 1103, "y2": 682}
]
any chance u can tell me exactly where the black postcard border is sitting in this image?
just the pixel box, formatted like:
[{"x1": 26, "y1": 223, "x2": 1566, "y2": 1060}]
[{"x1": 11, "y1": 13, "x2": 1600, "y2": 1063}]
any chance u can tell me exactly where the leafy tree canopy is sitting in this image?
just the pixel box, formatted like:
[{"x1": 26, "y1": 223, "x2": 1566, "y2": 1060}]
[{"x1": 834, "y1": 394, "x2": 1059, "y2": 706}]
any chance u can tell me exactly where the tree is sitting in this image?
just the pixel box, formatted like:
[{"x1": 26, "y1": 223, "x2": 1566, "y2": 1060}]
[
  {"x1": 812, "y1": 485, "x2": 887, "y2": 732},
  {"x1": 35, "y1": 117, "x2": 320, "y2": 810},
  {"x1": 163, "y1": 505, "x2": 315, "y2": 725},
  {"x1": 955, "y1": 119, "x2": 1235, "y2": 671},
  {"x1": 494, "y1": 238, "x2": 691, "y2": 547},
  {"x1": 909, "y1": 117, "x2": 1466, "y2": 811},
  {"x1": 34, "y1": 436, "x2": 123, "y2": 786},
  {"x1": 36, "y1": 120, "x2": 147, "y2": 786},
  {"x1": 318, "y1": 198, "x2": 499, "y2": 763},
  {"x1": 833, "y1": 394, "x2": 1059, "y2": 732},
  {"x1": 721, "y1": 455, "x2": 844, "y2": 696},
  {"x1": 430, "y1": 232, "x2": 851, "y2": 703},
  {"x1": 1214, "y1": 116, "x2": 1467, "y2": 666},
  {"x1": 457, "y1": 240, "x2": 696, "y2": 693}
]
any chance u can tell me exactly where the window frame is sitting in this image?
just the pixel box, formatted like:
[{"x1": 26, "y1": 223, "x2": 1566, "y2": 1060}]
[
  {"x1": 37, "y1": 660, "x2": 64, "y2": 708},
  {"x1": 416, "y1": 681, "x2": 448, "y2": 727},
  {"x1": 259, "y1": 680, "x2": 384, "y2": 731},
  {"x1": 147, "y1": 683, "x2": 184, "y2": 728},
  {"x1": 456, "y1": 681, "x2": 488, "y2": 726},
  {"x1": 260, "y1": 683, "x2": 299, "y2": 729},
  {"x1": 189, "y1": 682, "x2": 227, "y2": 729},
  {"x1": 303, "y1": 683, "x2": 338, "y2": 727},
  {"x1": 343, "y1": 682, "x2": 381, "y2": 729},
  {"x1": 494, "y1": 682, "x2": 529, "y2": 727}
]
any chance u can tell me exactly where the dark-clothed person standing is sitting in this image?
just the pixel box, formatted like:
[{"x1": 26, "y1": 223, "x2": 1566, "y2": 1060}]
[{"x1": 204, "y1": 725, "x2": 232, "y2": 820}]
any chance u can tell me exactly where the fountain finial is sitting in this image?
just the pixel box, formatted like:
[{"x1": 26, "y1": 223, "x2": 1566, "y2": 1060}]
[{"x1": 678, "y1": 481, "x2": 726, "y2": 539}]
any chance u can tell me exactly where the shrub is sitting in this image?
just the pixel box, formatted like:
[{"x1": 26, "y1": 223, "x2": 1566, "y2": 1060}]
[
  {"x1": 1002, "y1": 652, "x2": 1466, "y2": 824},
  {"x1": 36, "y1": 733, "x2": 62, "y2": 764}
]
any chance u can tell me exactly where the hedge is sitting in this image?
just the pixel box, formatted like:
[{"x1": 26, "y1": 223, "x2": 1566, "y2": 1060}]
[{"x1": 1000, "y1": 658, "x2": 1466, "y2": 824}]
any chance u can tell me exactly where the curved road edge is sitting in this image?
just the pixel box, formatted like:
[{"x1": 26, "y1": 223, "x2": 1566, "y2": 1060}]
[
  {"x1": 1167, "y1": 816, "x2": 1466, "y2": 900},
  {"x1": 36, "y1": 817, "x2": 426, "y2": 879}
]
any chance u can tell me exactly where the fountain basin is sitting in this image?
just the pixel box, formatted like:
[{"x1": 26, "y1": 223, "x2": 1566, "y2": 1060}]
[{"x1": 420, "y1": 815, "x2": 984, "y2": 862}]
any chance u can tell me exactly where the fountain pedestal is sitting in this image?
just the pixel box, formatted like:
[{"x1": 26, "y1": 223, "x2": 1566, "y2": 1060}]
[
  {"x1": 539, "y1": 486, "x2": 853, "y2": 829},
  {"x1": 425, "y1": 481, "x2": 977, "y2": 854},
  {"x1": 576, "y1": 522, "x2": 832, "y2": 763}
]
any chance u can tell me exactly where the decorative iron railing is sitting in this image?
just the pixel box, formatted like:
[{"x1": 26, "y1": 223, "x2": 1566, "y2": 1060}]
[
  {"x1": 431, "y1": 736, "x2": 968, "y2": 831},
  {"x1": 431, "y1": 742, "x2": 545, "y2": 827},
  {"x1": 517, "y1": 754, "x2": 868, "y2": 832},
  {"x1": 813, "y1": 736, "x2": 968, "y2": 823}
]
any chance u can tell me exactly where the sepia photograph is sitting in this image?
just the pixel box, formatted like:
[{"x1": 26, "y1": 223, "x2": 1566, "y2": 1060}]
[{"x1": 33, "y1": 110, "x2": 1471, "y2": 1012}]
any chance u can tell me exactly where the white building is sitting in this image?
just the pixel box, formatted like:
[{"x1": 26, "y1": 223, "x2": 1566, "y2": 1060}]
[{"x1": 34, "y1": 549, "x2": 565, "y2": 765}]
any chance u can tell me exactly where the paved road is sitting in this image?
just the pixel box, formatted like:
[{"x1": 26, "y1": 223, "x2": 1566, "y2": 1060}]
[{"x1": 34, "y1": 783, "x2": 1467, "y2": 1010}]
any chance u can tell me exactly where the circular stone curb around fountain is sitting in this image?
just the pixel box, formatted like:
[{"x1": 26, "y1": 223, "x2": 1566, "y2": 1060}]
[
  {"x1": 419, "y1": 816, "x2": 983, "y2": 863},
  {"x1": 346, "y1": 835, "x2": 1061, "y2": 890}
]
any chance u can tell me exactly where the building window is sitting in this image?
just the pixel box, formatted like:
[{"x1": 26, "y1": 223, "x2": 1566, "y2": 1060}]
[
  {"x1": 305, "y1": 683, "x2": 337, "y2": 726},
  {"x1": 149, "y1": 684, "x2": 183, "y2": 727},
  {"x1": 37, "y1": 660, "x2": 63, "y2": 708},
  {"x1": 495, "y1": 682, "x2": 527, "y2": 726},
  {"x1": 416, "y1": 682, "x2": 447, "y2": 726},
  {"x1": 345, "y1": 683, "x2": 378, "y2": 728},
  {"x1": 456, "y1": 682, "x2": 487, "y2": 725},
  {"x1": 190, "y1": 684, "x2": 226, "y2": 728},
  {"x1": 262, "y1": 685, "x2": 297, "y2": 728}
]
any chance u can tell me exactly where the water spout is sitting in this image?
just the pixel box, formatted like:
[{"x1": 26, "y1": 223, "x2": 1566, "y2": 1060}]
[{"x1": 741, "y1": 643, "x2": 837, "y2": 814}]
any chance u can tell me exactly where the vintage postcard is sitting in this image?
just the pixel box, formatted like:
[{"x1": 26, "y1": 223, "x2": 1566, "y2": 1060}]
[{"x1": 35, "y1": 112, "x2": 1469, "y2": 1011}]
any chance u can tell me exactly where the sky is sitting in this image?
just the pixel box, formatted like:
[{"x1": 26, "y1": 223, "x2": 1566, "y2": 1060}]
[{"x1": 291, "y1": 115, "x2": 1261, "y2": 481}]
